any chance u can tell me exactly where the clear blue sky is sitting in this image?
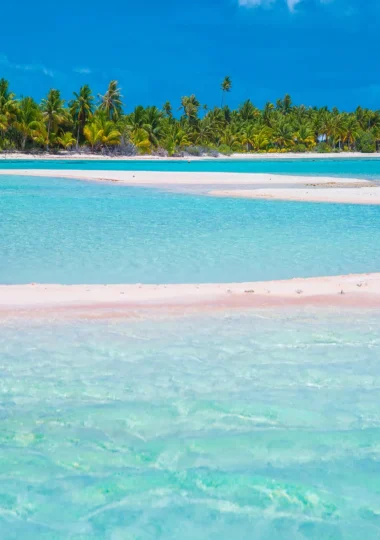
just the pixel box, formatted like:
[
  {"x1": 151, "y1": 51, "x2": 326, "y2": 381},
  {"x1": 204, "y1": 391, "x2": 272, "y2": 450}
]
[{"x1": 1, "y1": 0, "x2": 378, "y2": 112}]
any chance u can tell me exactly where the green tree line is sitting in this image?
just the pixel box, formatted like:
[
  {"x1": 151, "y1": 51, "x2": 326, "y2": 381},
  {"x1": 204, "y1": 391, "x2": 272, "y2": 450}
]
[{"x1": 0, "y1": 77, "x2": 379, "y2": 155}]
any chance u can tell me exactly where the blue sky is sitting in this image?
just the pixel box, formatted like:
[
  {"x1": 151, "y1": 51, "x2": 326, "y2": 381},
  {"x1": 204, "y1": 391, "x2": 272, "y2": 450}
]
[{"x1": 1, "y1": 0, "x2": 378, "y2": 112}]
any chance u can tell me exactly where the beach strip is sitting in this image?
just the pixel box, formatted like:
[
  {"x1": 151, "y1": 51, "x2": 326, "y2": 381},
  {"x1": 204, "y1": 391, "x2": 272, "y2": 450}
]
[
  {"x1": 1, "y1": 169, "x2": 379, "y2": 205},
  {"x1": 0, "y1": 274, "x2": 379, "y2": 319}
]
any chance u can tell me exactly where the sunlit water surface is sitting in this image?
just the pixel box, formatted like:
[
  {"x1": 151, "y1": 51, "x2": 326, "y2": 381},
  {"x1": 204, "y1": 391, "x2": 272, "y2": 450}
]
[
  {"x1": 1, "y1": 157, "x2": 380, "y2": 180},
  {"x1": 1, "y1": 174, "x2": 380, "y2": 284},
  {"x1": 0, "y1": 311, "x2": 380, "y2": 539}
]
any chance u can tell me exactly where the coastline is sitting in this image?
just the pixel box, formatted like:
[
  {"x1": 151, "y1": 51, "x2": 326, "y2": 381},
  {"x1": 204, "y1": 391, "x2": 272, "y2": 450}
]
[
  {"x1": 1, "y1": 168, "x2": 379, "y2": 205},
  {"x1": 0, "y1": 151, "x2": 380, "y2": 161},
  {"x1": 1, "y1": 274, "x2": 379, "y2": 319}
]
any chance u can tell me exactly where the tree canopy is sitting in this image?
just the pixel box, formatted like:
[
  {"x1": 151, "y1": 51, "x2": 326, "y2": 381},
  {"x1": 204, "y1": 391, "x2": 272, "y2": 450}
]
[{"x1": 0, "y1": 78, "x2": 379, "y2": 156}]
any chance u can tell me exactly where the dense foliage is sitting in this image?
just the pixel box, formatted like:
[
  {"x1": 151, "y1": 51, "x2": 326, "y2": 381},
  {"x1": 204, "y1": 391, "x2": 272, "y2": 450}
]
[{"x1": 0, "y1": 78, "x2": 379, "y2": 155}]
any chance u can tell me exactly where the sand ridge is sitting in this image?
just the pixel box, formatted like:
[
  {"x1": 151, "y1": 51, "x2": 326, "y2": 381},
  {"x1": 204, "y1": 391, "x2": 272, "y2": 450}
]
[
  {"x1": 1, "y1": 169, "x2": 379, "y2": 204},
  {"x1": 0, "y1": 274, "x2": 379, "y2": 319}
]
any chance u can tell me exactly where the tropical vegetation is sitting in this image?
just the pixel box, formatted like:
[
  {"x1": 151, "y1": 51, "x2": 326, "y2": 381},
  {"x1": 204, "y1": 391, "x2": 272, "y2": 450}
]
[{"x1": 0, "y1": 77, "x2": 379, "y2": 155}]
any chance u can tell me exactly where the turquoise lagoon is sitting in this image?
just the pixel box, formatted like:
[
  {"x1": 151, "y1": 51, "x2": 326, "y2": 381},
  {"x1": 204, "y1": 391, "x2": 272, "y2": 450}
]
[
  {"x1": 1, "y1": 311, "x2": 380, "y2": 538},
  {"x1": 1, "y1": 157, "x2": 380, "y2": 180},
  {"x1": 1, "y1": 162, "x2": 380, "y2": 539},
  {"x1": 1, "y1": 174, "x2": 380, "y2": 284}
]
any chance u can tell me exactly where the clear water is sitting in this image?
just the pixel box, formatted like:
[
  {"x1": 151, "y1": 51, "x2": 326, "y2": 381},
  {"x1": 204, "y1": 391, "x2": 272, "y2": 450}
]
[
  {"x1": 1, "y1": 311, "x2": 380, "y2": 539},
  {"x1": 1, "y1": 174, "x2": 380, "y2": 284},
  {"x1": 1, "y1": 158, "x2": 380, "y2": 180}
]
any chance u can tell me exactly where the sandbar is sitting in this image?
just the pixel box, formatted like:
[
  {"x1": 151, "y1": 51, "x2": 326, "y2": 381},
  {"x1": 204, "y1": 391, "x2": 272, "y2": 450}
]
[
  {"x1": 1, "y1": 168, "x2": 379, "y2": 204},
  {"x1": 211, "y1": 187, "x2": 380, "y2": 205},
  {"x1": 0, "y1": 274, "x2": 379, "y2": 319}
]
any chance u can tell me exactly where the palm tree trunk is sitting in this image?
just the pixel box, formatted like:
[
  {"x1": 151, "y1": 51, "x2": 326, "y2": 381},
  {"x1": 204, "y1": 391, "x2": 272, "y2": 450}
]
[
  {"x1": 47, "y1": 119, "x2": 51, "y2": 151},
  {"x1": 76, "y1": 121, "x2": 80, "y2": 150}
]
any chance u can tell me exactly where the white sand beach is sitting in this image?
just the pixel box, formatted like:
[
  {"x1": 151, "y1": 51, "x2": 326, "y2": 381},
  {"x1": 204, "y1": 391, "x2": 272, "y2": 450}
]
[
  {"x1": 1, "y1": 168, "x2": 379, "y2": 204},
  {"x1": 211, "y1": 186, "x2": 380, "y2": 205},
  {"x1": 0, "y1": 152, "x2": 380, "y2": 161},
  {"x1": 0, "y1": 274, "x2": 379, "y2": 318}
]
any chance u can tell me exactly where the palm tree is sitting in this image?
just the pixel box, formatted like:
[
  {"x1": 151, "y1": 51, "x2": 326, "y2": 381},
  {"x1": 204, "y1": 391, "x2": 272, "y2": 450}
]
[
  {"x1": 41, "y1": 89, "x2": 66, "y2": 149},
  {"x1": 84, "y1": 113, "x2": 121, "y2": 151},
  {"x1": 262, "y1": 102, "x2": 275, "y2": 127},
  {"x1": 221, "y1": 76, "x2": 232, "y2": 107},
  {"x1": 238, "y1": 100, "x2": 258, "y2": 122},
  {"x1": 144, "y1": 106, "x2": 164, "y2": 147},
  {"x1": 272, "y1": 119, "x2": 294, "y2": 149},
  {"x1": 15, "y1": 97, "x2": 41, "y2": 150},
  {"x1": 30, "y1": 121, "x2": 50, "y2": 149},
  {"x1": 327, "y1": 114, "x2": 346, "y2": 149},
  {"x1": 57, "y1": 131, "x2": 76, "y2": 150},
  {"x1": 343, "y1": 116, "x2": 360, "y2": 150},
  {"x1": 162, "y1": 101, "x2": 173, "y2": 119},
  {"x1": 69, "y1": 85, "x2": 94, "y2": 148},
  {"x1": 276, "y1": 94, "x2": 293, "y2": 115},
  {"x1": 219, "y1": 124, "x2": 242, "y2": 152},
  {"x1": 179, "y1": 95, "x2": 200, "y2": 124},
  {"x1": 98, "y1": 80, "x2": 123, "y2": 121},
  {"x1": 294, "y1": 123, "x2": 315, "y2": 149},
  {"x1": 195, "y1": 117, "x2": 214, "y2": 146},
  {"x1": 0, "y1": 79, "x2": 17, "y2": 137},
  {"x1": 130, "y1": 128, "x2": 151, "y2": 154},
  {"x1": 83, "y1": 122, "x2": 102, "y2": 151},
  {"x1": 241, "y1": 125, "x2": 271, "y2": 152},
  {"x1": 162, "y1": 124, "x2": 190, "y2": 155}
]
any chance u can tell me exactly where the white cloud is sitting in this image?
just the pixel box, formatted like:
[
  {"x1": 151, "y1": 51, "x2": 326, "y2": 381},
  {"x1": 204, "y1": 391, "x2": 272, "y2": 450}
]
[
  {"x1": 239, "y1": 0, "x2": 275, "y2": 6},
  {"x1": 287, "y1": 0, "x2": 302, "y2": 11},
  {"x1": 0, "y1": 53, "x2": 54, "y2": 77},
  {"x1": 239, "y1": 0, "x2": 333, "y2": 12},
  {"x1": 74, "y1": 67, "x2": 92, "y2": 74}
]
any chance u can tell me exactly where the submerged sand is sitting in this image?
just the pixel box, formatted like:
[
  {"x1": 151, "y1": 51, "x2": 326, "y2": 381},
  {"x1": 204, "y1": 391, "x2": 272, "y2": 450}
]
[{"x1": 0, "y1": 274, "x2": 379, "y2": 319}]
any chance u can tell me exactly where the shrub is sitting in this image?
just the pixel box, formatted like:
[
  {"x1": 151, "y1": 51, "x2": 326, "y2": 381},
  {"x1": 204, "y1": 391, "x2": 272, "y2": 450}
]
[
  {"x1": 356, "y1": 132, "x2": 376, "y2": 153},
  {"x1": 316, "y1": 142, "x2": 332, "y2": 153},
  {"x1": 185, "y1": 146, "x2": 202, "y2": 156},
  {"x1": 218, "y1": 144, "x2": 232, "y2": 155},
  {"x1": 293, "y1": 144, "x2": 307, "y2": 153}
]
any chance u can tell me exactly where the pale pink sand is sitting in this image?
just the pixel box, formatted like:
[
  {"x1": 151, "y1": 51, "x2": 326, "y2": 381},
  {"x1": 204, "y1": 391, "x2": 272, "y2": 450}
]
[{"x1": 0, "y1": 274, "x2": 379, "y2": 319}]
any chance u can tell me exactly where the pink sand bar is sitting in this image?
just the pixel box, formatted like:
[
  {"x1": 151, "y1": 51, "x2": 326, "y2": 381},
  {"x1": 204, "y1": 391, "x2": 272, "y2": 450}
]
[{"x1": 1, "y1": 274, "x2": 379, "y2": 319}]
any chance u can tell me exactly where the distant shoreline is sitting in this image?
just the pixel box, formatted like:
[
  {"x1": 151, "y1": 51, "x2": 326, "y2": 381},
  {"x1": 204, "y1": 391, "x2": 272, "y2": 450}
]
[{"x1": 1, "y1": 152, "x2": 380, "y2": 161}]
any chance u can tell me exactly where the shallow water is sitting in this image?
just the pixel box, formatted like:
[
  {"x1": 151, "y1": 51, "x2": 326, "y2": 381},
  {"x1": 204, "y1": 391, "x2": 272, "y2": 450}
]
[
  {"x1": 1, "y1": 157, "x2": 380, "y2": 180},
  {"x1": 0, "y1": 310, "x2": 380, "y2": 539},
  {"x1": 1, "y1": 174, "x2": 380, "y2": 284}
]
